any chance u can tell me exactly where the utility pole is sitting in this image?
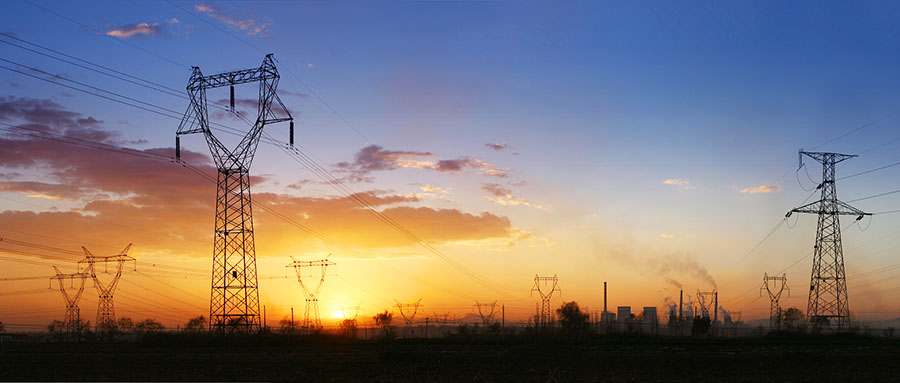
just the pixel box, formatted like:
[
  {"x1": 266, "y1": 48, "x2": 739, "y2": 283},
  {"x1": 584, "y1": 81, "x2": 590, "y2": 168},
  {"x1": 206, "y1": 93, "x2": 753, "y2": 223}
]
[
  {"x1": 531, "y1": 274, "x2": 560, "y2": 327},
  {"x1": 78, "y1": 244, "x2": 135, "y2": 333},
  {"x1": 50, "y1": 266, "x2": 89, "y2": 334},
  {"x1": 786, "y1": 151, "x2": 869, "y2": 331},
  {"x1": 286, "y1": 255, "x2": 335, "y2": 331},
  {"x1": 176, "y1": 54, "x2": 294, "y2": 334},
  {"x1": 761, "y1": 273, "x2": 790, "y2": 330}
]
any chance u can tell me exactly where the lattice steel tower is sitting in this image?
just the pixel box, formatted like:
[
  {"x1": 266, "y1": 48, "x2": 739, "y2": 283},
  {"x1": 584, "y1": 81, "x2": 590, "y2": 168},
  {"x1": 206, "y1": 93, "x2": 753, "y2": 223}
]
[
  {"x1": 396, "y1": 299, "x2": 422, "y2": 325},
  {"x1": 50, "y1": 266, "x2": 89, "y2": 334},
  {"x1": 475, "y1": 300, "x2": 498, "y2": 326},
  {"x1": 761, "y1": 273, "x2": 789, "y2": 330},
  {"x1": 177, "y1": 54, "x2": 294, "y2": 333},
  {"x1": 286, "y1": 256, "x2": 335, "y2": 330},
  {"x1": 78, "y1": 244, "x2": 135, "y2": 333},
  {"x1": 531, "y1": 274, "x2": 560, "y2": 327},
  {"x1": 786, "y1": 151, "x2": 869, "y2": 330}
]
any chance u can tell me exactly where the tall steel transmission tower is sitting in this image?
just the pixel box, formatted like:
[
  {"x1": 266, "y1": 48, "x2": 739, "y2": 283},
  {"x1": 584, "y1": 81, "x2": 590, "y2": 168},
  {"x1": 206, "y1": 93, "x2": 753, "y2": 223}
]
[
  {"x1": 395, "y1": 299, "x2": 422, "y2": 325},
  {"x1": 761, "y1": 273, "x2": 789, "y2": 330},
  {"x1": 177, "y1": 54, "x2": 294, "y2": 333},
  {"x1": 531, "y1": 274, "x2": 560, "y2": 327},
  {"x1": 78, "y1": 244, "x2": 135, "y2": 333},
  {"x1": 50, "y1": 266, "x2": 89, "y2": 334},
  {"x1": 286, "y1": 256, "x2": 335, "y2": 330},
  {"x1": 786, "y1": 151, "x2": 869, "y2": 330}
]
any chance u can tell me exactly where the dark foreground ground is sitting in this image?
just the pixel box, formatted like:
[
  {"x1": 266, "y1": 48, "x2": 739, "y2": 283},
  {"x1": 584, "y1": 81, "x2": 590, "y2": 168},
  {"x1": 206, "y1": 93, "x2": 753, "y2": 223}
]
[{"x1": 3, "y1": 334, "x2": 900, "y2": 382}]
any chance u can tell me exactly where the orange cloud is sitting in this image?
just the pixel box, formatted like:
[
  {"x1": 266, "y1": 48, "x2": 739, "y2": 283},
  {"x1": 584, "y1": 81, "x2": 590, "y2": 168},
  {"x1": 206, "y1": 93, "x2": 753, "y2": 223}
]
[
  {"x1": 0, "y1": 98, "x2": 516, "y2": 258},
  {"x1": 663, "y1": 178, "x2": 693, "y2": 190},
  {"x1": 335, "y1": 145, "x2": 510, "y2": 182},
  {"x1": 740, "y1": 183, "x2": 782, "y2": 194}
]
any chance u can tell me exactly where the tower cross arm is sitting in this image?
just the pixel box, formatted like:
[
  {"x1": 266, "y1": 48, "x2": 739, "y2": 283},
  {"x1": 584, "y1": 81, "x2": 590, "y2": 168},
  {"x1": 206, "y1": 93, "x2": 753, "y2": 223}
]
[{"x1": 786, "y1": 200, "x2": 871, "y2": 218}]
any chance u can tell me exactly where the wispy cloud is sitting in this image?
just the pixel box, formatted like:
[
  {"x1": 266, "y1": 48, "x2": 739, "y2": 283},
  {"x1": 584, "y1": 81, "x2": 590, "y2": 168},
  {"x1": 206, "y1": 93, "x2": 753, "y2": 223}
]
[
  {"x1": 663, "y1": 178, "x2": 694, "y2": 190},
  {"x1": 482, "y1": 183, "x2": 543, "y2": 209},
  {"x1": 195, "y1": 3, "x2": 271, "y2": 37},
  {"x1": 105, "y1": 23, "x2": 163, "y2": 39},
  {"x1": 485, "y1": 142, "x2": 509, "y2": 151},
  {"x1": 740, "y1": 183, "x2": 782, "y2": 194},
  {"x1": 659, "y1": 233, "x2": 675, "y2": 239},
  {"x1": 335, "y1": 145, "x2": 509, "y2": 182}
]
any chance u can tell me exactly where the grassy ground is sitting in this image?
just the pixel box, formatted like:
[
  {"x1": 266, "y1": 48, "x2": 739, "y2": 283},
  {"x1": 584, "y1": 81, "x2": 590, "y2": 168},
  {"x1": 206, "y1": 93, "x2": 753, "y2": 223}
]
[{"x1": 2, "y1": 334, "x2": 900, "y2": 381}]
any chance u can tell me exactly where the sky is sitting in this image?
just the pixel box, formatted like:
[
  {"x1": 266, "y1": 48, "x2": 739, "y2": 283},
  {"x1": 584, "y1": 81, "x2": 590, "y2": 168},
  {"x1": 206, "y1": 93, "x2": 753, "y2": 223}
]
[{"x1": 4, "y1": 0, "x2": 900, "y2": 330}]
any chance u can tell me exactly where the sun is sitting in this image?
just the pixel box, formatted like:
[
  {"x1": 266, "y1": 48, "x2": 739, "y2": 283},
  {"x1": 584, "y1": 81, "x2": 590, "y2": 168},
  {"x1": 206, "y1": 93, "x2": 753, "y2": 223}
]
[{"x1": 333, "y1": 310, "x2": 345, "y2": 319}]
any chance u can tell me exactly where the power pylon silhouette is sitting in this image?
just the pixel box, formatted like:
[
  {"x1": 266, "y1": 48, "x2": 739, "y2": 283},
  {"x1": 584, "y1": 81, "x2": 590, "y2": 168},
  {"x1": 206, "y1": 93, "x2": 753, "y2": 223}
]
[
  {"x1": 176, "y1": 54, "x2": 294, "y2": 333},
  {"x1": 531, "y1": 274, "x2": 560, "y2": 327},
  {"x1": 786, "y1": 151, "x2": 870, "y2": 330},
  {"x1": 286, "y1": 255, "x2": 335, "y2": 330},
  {"x1": 475, "y1": 300, "x2": 498, "y2": 326},
  {"x1": 395, "y1": 299, "x2": 422, "y2": 325},
  {"x1": 50, "y1": 266, "x2": 89, "y2": 334},
  {"x1": 761, "y1": 273, "x2": 789, "y2": 330},
  {"x1": 78, "y1": 244, "x2": 135, "y2": 333}
]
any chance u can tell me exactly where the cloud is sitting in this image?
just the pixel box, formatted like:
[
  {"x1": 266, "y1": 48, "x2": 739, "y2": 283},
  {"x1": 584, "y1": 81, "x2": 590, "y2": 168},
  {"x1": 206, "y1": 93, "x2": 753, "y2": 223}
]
[
  {"x1": 335, "y1": 145, "x2": 509, "y2": 182},
  {"x1": 414, "y1": 184, "x2": 450, "y2": 194},
  {"x1": 659, "y1": 233, "x2": 675, "y2": 239},
  {"x1": 663, "y1": 178, "x2": 693, "y2": 190},
  {"x1": 481, "y1": 183, "x2": 543, "y2": 209},
  {"x1": 105, "y1": 23, "x2": 163, "y2": 39},
  {"x1": 0, "y1": 98, "x2": 517, "y2": 256},
  {"x1": 740, "y1": 183, "x2": 782, "y2": 194},
  {"x1": 485, "y1": 142, "x2": 509, "y2": 151},
  {"x1": 195, "y1": 3, "x2": 271, "y2": 37},
  {"x1": 166, "y1": 18, "x2": 180, "y2": 25}
]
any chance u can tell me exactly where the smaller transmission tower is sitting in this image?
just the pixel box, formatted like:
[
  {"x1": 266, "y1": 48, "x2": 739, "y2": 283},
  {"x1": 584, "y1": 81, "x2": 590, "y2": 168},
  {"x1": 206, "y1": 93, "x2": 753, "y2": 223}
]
[
  {"x1": 78, "y1": 244, "x2": 135, "y2": 333},
  {"x1": 761, "y1": 273, "x2": 790, "y2": 330},
  {"x1": 395, "y1": 299, "x2": 422, "y2": 325},
  {"x1": 475, "y1": 300, "x2": 498, "y2": 326},
  {"x1": 695, "y1": 290, "x2": 717, "y2": 320},
  {"x1": 531, "y1": 274, "x2": 561, "y2": 327},
  {"x1": 338, "y1": 303, "x2": 360, "y2": 322},
  {"x1": 50, "y1": 266, "x2": 89, "y2": 334},
  {"x1": 286, "y1": 255, "x2": 335, "y2": 330}
]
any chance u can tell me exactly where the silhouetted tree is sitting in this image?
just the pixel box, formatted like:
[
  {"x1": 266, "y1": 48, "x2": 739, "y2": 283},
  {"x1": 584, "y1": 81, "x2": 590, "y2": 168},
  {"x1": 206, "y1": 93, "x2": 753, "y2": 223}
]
[
  {"x1": 279, "y1": 317, "x2": 294, "y2": 333},
  {"x1": 556, "y1": 301, "x2": 590, "y2": 334},
  {"x1": 0, "y1": 320, "x2": 4, "y2": 333},
  {"x1": 117, "y1": 317, "x2": 135, "y2": 333},
  {"x1": 340, "y1": 318, "x2": 358, "y2": 337},
  {"x1": 185, "y1": 316, "x2": 207, "y2": 332},
  {"x1": 374, "y1": 310, "x2": 394, "y2": 338},
  {"x1": 782, "y1": 307, "x2": 804, "y2": 330},
  {"x1": 135, "y1": 319, "x2": 165, "y2": 333}
]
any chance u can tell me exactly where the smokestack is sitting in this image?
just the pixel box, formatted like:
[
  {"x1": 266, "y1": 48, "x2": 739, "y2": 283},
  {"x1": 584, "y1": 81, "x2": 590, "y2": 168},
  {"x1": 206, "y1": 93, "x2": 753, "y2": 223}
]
[
  {"x1": 604, "y1": 281, "x2": 607, "y2": 313},
  {"x1": 714, "y1": 290, "x2": 718, "y2": 325},
  {"x1": 679, "y1": 289, "x2": 683, "y2": 321}
]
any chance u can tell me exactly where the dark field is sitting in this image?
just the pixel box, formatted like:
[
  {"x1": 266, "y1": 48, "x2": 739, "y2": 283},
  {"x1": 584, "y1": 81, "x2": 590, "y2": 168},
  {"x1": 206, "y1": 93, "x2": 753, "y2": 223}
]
[{"x1": 3, "y1": 335, "x2": 900, "y2": 382}]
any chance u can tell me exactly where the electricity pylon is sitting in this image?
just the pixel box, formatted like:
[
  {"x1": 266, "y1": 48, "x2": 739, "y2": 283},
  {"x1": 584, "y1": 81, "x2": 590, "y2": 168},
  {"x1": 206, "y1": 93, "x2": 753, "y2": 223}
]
[
  {"x1": 50, "y1": 266, "x2": 89, "y2": 334},
  {"x1": 695, "y1": 290, "x2": 717, "y2": 319},
  {"x1": 78, "y1": 244, "x2": 135, "y2": 333},
  {"x1": 761, "y1": 273, "x2": 789, "y2": 330},
  {"x1": 475, "y1": 300, "x2": 498, "y2": 326},
  {"x1": 338, "y1": 303, "x2": 360, "y2": 321},
  {"x1": 531, "y1": 274, "x2": 560, "y2": 327},
  {"x1": 286, "y1": 255, "x2": 335, "y2": 330},
  {"x1": 176, "y1": 54, "x2": 294, "y2": 333},
  {"x1": 786, "y1": 151, "x2": 870, "y2": 331},
  {"x1": 395, "y1": 299, "x2": 422, "y2": 325}
]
